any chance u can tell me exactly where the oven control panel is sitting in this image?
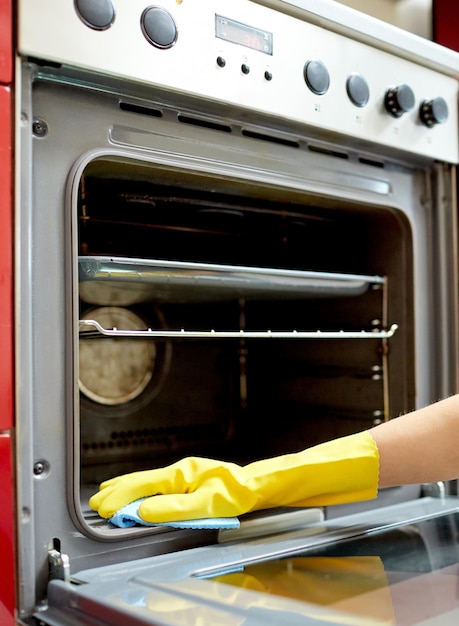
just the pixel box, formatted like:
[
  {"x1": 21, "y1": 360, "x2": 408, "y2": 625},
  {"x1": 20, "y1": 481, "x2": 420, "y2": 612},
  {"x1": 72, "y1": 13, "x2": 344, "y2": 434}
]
[{"x1": 18, "y1": 0, "x2": 459, "y2": 163}]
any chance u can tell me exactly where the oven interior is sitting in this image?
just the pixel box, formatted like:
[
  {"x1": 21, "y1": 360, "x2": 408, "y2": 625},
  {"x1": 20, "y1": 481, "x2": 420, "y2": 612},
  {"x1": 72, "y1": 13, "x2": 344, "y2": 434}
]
[{"x1": 76, "y1": 157, "x2": 415, "y2": 495}]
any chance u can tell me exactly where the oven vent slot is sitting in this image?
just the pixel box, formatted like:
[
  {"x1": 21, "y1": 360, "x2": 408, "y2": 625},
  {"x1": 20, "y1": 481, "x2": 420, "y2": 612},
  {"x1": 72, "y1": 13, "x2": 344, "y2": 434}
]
[
  {"x1": 241, "y1": 129, "x2": 299, "y2": 148},
  {"x1": 177, "y1": 114, "x2": 231, "y2": 133},
  {"x1": 82, "y1": 424, "x2": 222, "y2": 453},
  {"x1": 308, "y1": 144, "x2": 349, "y2": 160},
  {"x1": 28, "y1": 55, "x2": 62, "y2": 69},
  {"x1": 119, "y1": 101, "x2": 163, "y2": 118},
  {"x1": 358, "y1": 157, "x2": 385, "y2": 169}
]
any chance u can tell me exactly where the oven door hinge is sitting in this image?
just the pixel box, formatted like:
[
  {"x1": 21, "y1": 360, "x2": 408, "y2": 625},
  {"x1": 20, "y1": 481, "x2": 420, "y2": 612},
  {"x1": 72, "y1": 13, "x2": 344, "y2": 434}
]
[
  {"x1": 48, "y1": 548, "x2": 71, "y2": 583},
  {"x1": 421, "y1": 481, "x2": 446, "y2": 499}
]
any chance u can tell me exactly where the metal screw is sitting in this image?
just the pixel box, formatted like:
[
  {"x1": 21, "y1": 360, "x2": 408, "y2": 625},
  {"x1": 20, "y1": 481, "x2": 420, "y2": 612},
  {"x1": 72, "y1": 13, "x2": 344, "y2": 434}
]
[
  {"x1": 34, "y1": 461, "x2": 45, "y2": 475},
  {"x1": 32, "y1": 118, "x2": 49, "y2": 137}
]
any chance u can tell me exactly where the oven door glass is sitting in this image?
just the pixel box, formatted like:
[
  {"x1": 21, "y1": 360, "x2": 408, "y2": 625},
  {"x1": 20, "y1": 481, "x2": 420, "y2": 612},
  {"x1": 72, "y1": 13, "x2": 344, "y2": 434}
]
[{"x1": 39, "y1": 498, "x2": 459, "y2": 626}]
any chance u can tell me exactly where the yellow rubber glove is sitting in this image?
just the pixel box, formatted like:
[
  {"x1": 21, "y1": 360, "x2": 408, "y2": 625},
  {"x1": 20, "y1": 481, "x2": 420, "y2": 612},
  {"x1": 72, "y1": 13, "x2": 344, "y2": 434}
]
[{"x1": 89, "y1": 431, "x2": 379, "y2": 523}]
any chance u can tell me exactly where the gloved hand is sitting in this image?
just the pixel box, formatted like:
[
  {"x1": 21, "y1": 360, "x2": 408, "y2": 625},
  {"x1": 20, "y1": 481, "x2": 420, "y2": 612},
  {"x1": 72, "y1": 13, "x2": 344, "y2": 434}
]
[{"x1": 89, "y1": 431, "x2": 379, "y2": 523}]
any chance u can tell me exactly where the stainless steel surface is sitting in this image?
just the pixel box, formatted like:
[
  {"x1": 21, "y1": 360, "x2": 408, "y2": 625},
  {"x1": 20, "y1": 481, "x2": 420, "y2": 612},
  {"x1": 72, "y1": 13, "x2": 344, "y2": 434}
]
[
  {"x1": 38, "y1": 498, "x2": 459, "y2": 626},
  {"x1": 79, "y1": 256, "x2": 384, "y2": 303},
  {"x1": 254, "y1": 0, "x2": 459, "y2": 75},
  {"x1": 170, "y1": 498, "x2": 459, "y2": 581},
  {"x1": 18, "y1": 0, "x2": 458, "y2": 162}
]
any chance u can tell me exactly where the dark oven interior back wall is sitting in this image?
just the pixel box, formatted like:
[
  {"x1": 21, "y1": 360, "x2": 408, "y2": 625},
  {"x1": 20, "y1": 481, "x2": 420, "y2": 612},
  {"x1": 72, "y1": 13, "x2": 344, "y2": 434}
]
[{"x1": 78, "y1": 162, "x2": 414, "y2": 483}]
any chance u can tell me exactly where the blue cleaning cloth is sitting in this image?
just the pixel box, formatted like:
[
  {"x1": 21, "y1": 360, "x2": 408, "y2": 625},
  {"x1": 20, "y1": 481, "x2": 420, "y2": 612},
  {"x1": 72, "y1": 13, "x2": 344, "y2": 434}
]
[{"x1": 109, "y1": 498, "x2": 240, "y2": 530}]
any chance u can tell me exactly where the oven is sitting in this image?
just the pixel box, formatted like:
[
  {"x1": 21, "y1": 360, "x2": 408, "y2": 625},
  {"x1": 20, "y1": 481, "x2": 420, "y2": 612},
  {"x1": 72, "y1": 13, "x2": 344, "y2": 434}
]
[{"x1": 12, "y1": 0, "x2": 459, "y2": 624}]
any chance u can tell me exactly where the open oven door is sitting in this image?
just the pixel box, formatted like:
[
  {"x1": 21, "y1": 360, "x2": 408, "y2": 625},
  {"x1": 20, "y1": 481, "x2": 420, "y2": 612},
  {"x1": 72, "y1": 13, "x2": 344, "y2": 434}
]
[{"x1": 36, "y1": 497, "x2": 459, "y2": 626}]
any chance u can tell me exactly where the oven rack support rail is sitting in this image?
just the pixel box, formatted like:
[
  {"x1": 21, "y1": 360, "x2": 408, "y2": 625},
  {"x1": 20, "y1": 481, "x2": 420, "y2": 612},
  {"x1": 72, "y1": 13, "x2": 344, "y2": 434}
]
[{"x1": 79, "y1": 319, "x2": 398, "y2": 340}]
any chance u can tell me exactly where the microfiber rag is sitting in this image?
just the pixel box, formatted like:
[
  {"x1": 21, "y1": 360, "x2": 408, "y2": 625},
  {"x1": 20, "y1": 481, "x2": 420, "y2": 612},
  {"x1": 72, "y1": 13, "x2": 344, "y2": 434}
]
[{"x1": 109, "y1": 498, "x2": 240, "y2": 530}]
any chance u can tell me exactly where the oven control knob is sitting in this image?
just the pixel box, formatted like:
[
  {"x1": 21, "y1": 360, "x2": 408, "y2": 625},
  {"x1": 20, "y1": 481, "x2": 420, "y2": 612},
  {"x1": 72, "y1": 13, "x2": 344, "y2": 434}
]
[
  {"x1": 384, "y1": 84, "x2": 415, "y2": 117},
  {"x1": 304, "y1": 59, "x2": 330, "y2": 95},
  {"x1": 419, "y1": 97, "x2": 449, "y2": 127},
  {"x1": 346, "y1": 73, "x2": 370, "y2": 107},
  {"x1": 75, "y1": 0, "x2": 115, "y2": 30},
  {"x1": 141, "y1": 7, "x2": 178, "y2": 49}
]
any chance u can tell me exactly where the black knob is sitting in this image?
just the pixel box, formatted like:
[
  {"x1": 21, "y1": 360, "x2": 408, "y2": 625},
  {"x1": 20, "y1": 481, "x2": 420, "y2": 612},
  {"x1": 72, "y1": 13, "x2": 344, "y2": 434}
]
[
  {"x1": 264, "y1": 71, "x2": 273, "y2": 81},
  {"x1": 384, "y1": 84, "x2": 415, "y2": 118},
  {"x1": 141, "y1": 7, "x2": 178, "y2": 49},
  {"x1": 75, "y1": 0, "x2": 115, "y2": 30},
  {"x1": 216, "y1": 56, "x2": 226, "y2": 68},
  {"x1": 241, "y1": 64, "x2": 250, "y2": 75},
  {"x1": 419, "y1": 97, "x2": 449, "y2": 127},
  {"x1": 304, "y1": 60, "x2": 330, "y2": 95}
]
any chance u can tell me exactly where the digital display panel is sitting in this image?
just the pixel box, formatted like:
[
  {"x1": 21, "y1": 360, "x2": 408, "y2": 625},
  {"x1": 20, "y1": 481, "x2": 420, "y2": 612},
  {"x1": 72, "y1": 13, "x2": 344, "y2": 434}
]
[{"x1": 215, "y1": 15, "x2": 273, "y2": 55}]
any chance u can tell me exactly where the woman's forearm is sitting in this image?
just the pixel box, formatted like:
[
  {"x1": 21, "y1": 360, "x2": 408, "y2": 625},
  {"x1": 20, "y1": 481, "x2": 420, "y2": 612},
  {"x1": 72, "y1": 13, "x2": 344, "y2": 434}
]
[{"x1": 369, "y1": 394, "x2": 459, "y2": 488}]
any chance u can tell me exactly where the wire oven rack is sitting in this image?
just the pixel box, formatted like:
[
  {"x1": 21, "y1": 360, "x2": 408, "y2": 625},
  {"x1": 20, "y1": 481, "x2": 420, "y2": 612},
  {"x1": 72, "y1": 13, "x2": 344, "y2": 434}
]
[{"x1": 78, "y1": 256, "x2": 397, "y2": 340}]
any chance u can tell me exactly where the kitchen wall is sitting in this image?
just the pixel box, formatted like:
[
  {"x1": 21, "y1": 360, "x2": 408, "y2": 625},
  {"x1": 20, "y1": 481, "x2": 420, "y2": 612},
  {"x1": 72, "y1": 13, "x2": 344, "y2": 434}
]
[{"x1": 335, "y1": 0, "x2": 432, "y2": 39}]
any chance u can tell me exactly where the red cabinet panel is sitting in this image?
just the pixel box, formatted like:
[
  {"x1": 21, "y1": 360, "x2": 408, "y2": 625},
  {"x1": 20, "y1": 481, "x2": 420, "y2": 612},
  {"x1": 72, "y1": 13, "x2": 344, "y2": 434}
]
[
  {"x1": 0, "y1": 434, "x2": 15, "y2": 626},
  {"x1": 0, "y1": 0, "x2": 12, "y2": 84},
  {"x1": 433, "y1": 0, "x2": 459, "y2": 52},
  {"x1": 0, "y1": 85, "x2": 13, "y2": 431},
  {"x1": 0, "y1": 8, "x2": 15, "y2": 625}
]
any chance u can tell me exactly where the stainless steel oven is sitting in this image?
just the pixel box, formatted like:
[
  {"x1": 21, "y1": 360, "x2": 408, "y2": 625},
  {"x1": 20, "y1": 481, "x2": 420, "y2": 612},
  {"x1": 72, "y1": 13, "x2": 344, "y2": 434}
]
[{"x1": 14, "y1": 0, "x2": 459, "y2": 624}]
